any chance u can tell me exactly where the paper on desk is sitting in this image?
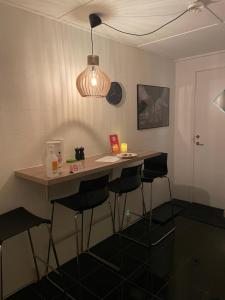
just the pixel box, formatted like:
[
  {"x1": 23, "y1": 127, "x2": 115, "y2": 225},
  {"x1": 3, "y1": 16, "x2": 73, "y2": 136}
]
[{"x1": 95, "y1": 156, "x2": 120, "y2": 163}]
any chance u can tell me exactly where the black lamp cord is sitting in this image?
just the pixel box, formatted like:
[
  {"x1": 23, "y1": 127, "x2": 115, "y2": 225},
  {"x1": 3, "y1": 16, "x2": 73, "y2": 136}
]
[
  {"x1": 101, "y1": 9, "x2": 189, "y2": 37},
  {"x1": 90, "y1": 9, "x2": 189, "y2": 53},
  {"x1": 91, "y1": 28, "x2": 94, "y2": 55}
]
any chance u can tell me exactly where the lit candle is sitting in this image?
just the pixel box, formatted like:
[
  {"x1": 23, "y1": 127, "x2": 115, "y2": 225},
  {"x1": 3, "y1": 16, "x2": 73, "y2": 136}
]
[{"x1": 121, "y1": 143, "x2": 128, "y2": 153}]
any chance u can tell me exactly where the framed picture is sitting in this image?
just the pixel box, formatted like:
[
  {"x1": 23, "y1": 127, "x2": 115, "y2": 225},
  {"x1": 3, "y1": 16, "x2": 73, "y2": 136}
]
[{"x1": 137, "y1": 84, "x2": 170, "y2": 130}]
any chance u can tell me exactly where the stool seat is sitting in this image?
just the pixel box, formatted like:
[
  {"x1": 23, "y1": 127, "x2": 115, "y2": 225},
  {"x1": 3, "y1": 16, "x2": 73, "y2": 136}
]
[
  {"x1": 52, "y1": 175, "x2": 109, "y2": 213},
  {"x1": 52, "y1": 188, "x2": 109, "y2": 213},
  {"x1": 0, "y1": 207, "x2": 50, "y2": 244},
  {"x1": 0, "y1": 207, "x2": 59, "y2": 300},
  {"x1": 141, "y1": 170, "x2": 167, "y2": 183},
  {"x1": 108, "y1": 177, "x2": 141, "y2": 194},
  {"x1": 108, "y1": 164, "x2": 142, "y2": 194}
]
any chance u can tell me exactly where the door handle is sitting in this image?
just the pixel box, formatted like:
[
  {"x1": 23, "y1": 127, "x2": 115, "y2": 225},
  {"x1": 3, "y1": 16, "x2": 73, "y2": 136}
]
[
  {"x1": 193, "y1": 134, "x2": 201, "y2": 143},
  {"x1": 196, "y1": 141, "x2": 204, "y2": 146}
]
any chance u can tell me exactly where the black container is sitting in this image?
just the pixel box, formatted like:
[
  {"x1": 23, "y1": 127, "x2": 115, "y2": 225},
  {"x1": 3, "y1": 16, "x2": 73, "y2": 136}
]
[
  {"x1": 75, "y1": 147, "x2": 85, "y2": 160},
  {"x1": 79, "y1": 147, "x2": 85, "y2": 160},
  {"x1": 75, "y1": 148, "x2": 81, "y2": 161}
]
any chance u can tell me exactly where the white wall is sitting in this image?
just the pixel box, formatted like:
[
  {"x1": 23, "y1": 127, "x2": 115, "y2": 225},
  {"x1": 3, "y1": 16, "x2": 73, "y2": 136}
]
[
  {"x1": 174, "y1": 51, "x2": 225, "y2": 201},
  {"x1": 0, "y1": 3, "x2": 175, "y2": 296}
]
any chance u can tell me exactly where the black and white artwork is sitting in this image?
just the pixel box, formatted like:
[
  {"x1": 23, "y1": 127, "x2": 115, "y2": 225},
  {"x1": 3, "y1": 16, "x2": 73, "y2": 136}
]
[{"x1": 137, "y1": 84, "x2": 169, "y2": 130}]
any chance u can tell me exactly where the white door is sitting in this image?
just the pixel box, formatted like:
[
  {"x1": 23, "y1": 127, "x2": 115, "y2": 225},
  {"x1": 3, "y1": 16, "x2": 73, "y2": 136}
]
[{"x1": 193, "y1": 67, "x2": 225, "y2": 209}]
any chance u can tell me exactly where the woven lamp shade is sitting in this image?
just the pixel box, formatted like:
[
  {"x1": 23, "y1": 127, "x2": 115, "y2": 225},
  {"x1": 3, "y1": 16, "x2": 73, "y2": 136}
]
[{"x1": 76, "y1": 55, "x2": 111, "y2": 98}]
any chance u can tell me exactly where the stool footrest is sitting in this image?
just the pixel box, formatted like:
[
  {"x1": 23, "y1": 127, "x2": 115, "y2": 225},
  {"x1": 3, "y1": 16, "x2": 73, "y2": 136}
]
[
  {"x1": 86, "y1": 250, "x2": 120, "y2": 272},
  {"x1": 151, "y1": 226, "x2": 176, "y2": 246},
  {"x1": 118, "y1": 223, "x2": 176, "y2": 248},
  {"x1": 118, "y1": 232, "x2": 151, "y2": 248},
  {"x1": 46, "y1": 275, "x2": 76, "y2": 300}
]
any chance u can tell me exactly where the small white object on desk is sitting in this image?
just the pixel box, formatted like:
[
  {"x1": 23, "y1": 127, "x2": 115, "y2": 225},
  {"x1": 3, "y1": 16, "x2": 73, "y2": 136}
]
[
  {"x1": 117, "y1": 153, "x2": 137, "y2": 159},
  {"x1": 95, "y1": 156, "x2": 120, "y2": 163}
]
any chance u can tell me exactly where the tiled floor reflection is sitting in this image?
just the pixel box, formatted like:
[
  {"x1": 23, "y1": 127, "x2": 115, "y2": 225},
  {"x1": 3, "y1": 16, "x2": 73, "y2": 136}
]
[{"x1": 7, "y1": 203, "x2": 225, "y2": 300}]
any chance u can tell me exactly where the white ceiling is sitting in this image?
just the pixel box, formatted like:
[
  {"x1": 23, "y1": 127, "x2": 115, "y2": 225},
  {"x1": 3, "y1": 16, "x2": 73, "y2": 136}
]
[{"x1": 1, "y1": 0, "x2": 225, "y2": 59}]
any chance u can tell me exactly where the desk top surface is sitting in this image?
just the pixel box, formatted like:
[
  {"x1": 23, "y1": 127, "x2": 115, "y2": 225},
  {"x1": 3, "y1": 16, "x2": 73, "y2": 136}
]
[{"x1": 15, "y1": 150, "x2": 160, "y2": 186}]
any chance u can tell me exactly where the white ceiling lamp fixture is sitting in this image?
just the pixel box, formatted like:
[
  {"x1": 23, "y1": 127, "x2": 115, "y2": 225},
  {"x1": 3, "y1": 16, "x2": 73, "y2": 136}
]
[
  {"x1": 76, "y1": 8, "x2": 192, "y2": 98},
  {"x1": 188, "y1": 0, "x2": 223, "y2": 22},
  {"x1": 76, "y1": 14, "x2": 111, "y2": 98},
  {"x1": 188, "y1": 0, "x2": 205, "y2": 13}
]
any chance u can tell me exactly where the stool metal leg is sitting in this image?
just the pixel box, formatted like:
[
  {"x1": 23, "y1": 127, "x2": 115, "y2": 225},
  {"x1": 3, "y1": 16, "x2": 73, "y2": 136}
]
[
  {"x1": 85, "y1": 208, "x2": 120, "y2": 272},
  {"x1": 116, "y1": 186, "x2": 151, "y2": 248},
  {"x1": 27, "y1": 229, "x2": 40, "y2": 281},
  {"x1": 46, "y1": 202, "x2": 55, "y2": 275},
  {"x1": 87, "y1": 209, "x2": 94, "y2": 250},
  {"x1": 117, "y1": 177, "x2": 175, "y2": 249},
  {"x1": 74, "y1": 213, "x2": 80, "y2": 263},
  {"x1": 126, "y1": 186, "x2": 148, "y2": 220},
  {"x1": 116, "y1": 184, "x2": 152, "y2": 248},
  {"x1": 149, "y1": 182, "x2": 153, "y2": 228},
  {"x1": 0, "y1": 244, "x2": 3, "y2": 300},
  {"x1": 46, "y1": 225, "x2": 60, "y2": 270},
  {"x1": 165, "y1": 176, "x2": 172, "y2": 201},
  {"x1": 108, "y1": 200, "x2": 116, "y2": 234},
  {"x1": 150, "y1": 177, "x2": 175, "y2": 247},
  {"x1": 117, "y1": 194, "x2": 121, "y2": 232},
  {"x1": 81, "y1": 212, "x2": 84, "y2": 253},
  {"x1": 121, "y1": 193, "x2": 127, "y2": 231},
  {"x1": 74, "y1": 213, "x2": 81, "y2": 279},
  {"x1": 165, "y1": 176, "x2": 174, "y2": 218},
  {"x1": 141, "y1": 183, "x2": 147, "y2": 216},
  {"x1": 113, "y1": 194, "x2": 118, "y2": 232}
]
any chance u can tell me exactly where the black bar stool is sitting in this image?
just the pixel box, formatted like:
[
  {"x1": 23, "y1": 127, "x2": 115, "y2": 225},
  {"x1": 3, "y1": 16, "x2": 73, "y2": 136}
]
[
  {"x1": 108, "y1": 164, "x2": 146, "y2": 235},
  {"x1": 142, "y1": 152, "x2": 175, "y2": 246},
  {"x1": 47, "y1": 175, "x2": 118, "y2": 272},
  {"x1": 0, "y1": 207, "x2": 59, "y2": 300}
]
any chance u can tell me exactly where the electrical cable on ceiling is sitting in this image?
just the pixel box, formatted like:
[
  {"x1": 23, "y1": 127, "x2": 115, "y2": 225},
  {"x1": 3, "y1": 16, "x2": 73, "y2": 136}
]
[
  {"x1": 112, "y1": 11, "x2": 187, "y2": 18},
  {"x1": 91, "y1": 28, "x2": 94, "y2": 54},
  {"x1": 101, "y1": 9, "x2": 189, "y2": 37}
]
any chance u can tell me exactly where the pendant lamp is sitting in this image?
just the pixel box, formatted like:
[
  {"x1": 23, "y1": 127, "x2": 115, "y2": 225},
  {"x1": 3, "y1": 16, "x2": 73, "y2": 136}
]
[
  {"x1": 76, "y1": 14, "x2": 111, "y2": 98},
  {"x1": 76, "y1": 8, "x2": 191, "y2": 97}
]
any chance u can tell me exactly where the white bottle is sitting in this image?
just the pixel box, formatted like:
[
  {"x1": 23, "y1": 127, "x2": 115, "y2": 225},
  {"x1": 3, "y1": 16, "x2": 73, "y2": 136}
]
[{"x1": 46, "y1": 145, "x2": 58, "y2": 177}]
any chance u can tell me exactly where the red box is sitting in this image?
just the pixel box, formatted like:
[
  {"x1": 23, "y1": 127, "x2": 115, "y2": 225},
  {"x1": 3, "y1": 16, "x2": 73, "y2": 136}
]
[{"x1": 109, "y1": 134, "x2": 120, "y2": 153}]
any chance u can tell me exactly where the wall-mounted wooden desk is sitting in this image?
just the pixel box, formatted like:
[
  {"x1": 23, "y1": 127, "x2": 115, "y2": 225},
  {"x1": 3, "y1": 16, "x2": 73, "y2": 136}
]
[
  {"x1": 15, "y1": 150, "x2": 160, "y2": 199},
  {"x1": 15, "y1": 150, "x2": 160, "y2": 253}
]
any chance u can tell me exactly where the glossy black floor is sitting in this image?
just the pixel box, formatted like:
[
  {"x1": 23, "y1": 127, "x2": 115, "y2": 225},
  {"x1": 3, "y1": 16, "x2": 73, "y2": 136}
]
[{"x1": 8, "y1": 201, "x2": 225, "y2": 300}]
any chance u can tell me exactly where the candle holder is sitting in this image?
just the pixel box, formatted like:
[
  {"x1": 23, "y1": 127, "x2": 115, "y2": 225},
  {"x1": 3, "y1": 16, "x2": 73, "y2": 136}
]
[{"x1": 121, "y1": 143, "x2": 128, "y2": 153}]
